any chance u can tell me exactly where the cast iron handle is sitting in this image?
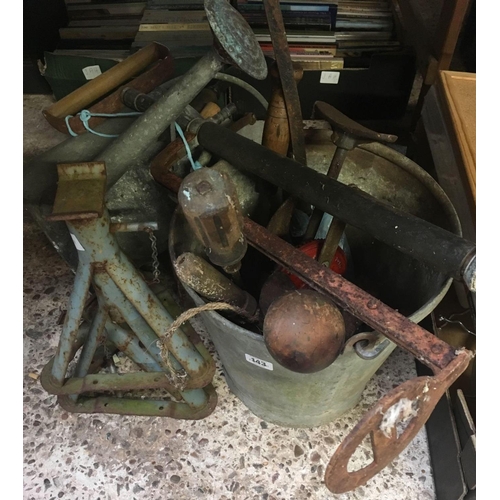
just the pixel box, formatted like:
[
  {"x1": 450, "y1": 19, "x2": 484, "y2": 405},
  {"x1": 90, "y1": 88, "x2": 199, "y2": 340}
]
[{"x1": 324, "y1": 350, "x2": 473, "y2": 493}]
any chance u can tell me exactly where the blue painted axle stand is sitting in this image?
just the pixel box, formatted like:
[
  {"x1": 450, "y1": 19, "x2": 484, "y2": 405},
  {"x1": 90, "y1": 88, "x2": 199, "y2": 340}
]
[{"x1": 40, "y1": 162, "x2": 217, "y2": 419}]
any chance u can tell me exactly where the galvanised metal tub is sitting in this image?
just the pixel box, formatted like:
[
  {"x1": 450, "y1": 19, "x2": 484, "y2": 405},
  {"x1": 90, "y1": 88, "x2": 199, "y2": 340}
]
[{"x1": 169, "y1": 125, "x2": 461, "y2": 427}]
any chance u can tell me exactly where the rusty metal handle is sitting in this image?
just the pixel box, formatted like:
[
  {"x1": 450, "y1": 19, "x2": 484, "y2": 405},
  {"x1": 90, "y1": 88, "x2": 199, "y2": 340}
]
[
  {"x1": 314, "y1": 101, "x2": 398, "y2": 144},
  {"x1": 197, "y1": 122, "x2": 476, "y2": 284},
  {"x1": 324, "y1": 350, "x2": 473, "y2": 493}
]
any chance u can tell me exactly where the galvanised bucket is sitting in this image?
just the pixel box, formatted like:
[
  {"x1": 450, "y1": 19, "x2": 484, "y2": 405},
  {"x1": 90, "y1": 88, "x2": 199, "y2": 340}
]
[{"x1": 169, "y1": 124, "x2": 461, "y2": 427}]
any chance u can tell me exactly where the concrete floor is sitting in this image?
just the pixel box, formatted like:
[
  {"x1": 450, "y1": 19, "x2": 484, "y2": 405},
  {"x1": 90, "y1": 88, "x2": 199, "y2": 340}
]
[{"x1": 23, "y1": 95, "x2": 436, "y2": 500}]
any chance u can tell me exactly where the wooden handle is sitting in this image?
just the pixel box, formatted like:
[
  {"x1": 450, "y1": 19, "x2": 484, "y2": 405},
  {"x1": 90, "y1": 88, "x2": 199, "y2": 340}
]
[
  {"x1": 200, "y1": 101, "x2": 221, "y2": 119},
  {"x1": 43, "y1": 43, "x2": 169, "y2": 119},
  {"x1": 262, "y1": 62, "x2": 303, "y2": 157},
  {"x1": 46, "y1": 57, "x2": 174, "y2": 135}
]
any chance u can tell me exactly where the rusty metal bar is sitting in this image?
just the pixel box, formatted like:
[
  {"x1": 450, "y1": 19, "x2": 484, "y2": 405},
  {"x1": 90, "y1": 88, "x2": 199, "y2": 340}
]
[
  {"x1": 324, "y1": 349, "x2": 473, "y2": 492},
  {"x1": 152, "y1": 164, "x2": 461, "y2": 372},
  {"x1": 43, "y1": 368, "x2": 212, "y2": 396},
  {"x1": 243, "y1": 217, "x2": 457, "y2": 372},
  {"x1": 104, "y1": 322, "x2": 164, "y2": 372},
  {"x1": 196, "y1": 122, "x2": 476, "y2": 286},
  {"x1": 68, "y1": 302, "x2": 108, "y2": 402},
  {"x1": 58, "y1": 384, "x2": 218, "y2": 419}
]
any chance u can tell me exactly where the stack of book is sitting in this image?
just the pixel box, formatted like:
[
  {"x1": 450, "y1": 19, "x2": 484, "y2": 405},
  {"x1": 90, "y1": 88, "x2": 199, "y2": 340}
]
[
  {"x1": 237, "y1": 0, "x2": 399, "y2": 68},
  {"x1": 58, "y1": 2, "x2": 145, "y2": 50},
  {"x1": 132, "y1": 0, "x2": 213, "y2": 58}
]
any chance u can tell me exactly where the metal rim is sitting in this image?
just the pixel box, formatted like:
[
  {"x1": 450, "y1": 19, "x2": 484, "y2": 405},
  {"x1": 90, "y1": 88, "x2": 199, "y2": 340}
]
[{"x1": 204, "y1": 0, "x2": 267, "y2": 80}]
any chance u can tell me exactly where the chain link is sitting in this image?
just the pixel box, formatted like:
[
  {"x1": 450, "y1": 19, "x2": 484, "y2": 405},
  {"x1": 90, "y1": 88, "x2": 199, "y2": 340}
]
[
  {"x1": 145, "y1": 228, "x2": 161, "y2": 284},
  {"x1": 103, "y1": 343, "x2": 113, "y2": 360}
]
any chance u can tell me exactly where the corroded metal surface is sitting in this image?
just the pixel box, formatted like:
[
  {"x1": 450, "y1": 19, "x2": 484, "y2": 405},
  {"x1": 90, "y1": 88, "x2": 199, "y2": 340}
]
[
  {"x1": 48, "y1": 162, "x2": 107, "y2": 221},
  {"x1": 243, "y1": 217, "x2": 460, "y2": 373},
  {"x1": 48, "y1": 262, "x2": 93, "y2": 387},
  {"x1": 263, "y1": 290, "x2": 345, "y2": 373},
  {"x1": 42, "y1": 162, "x2": 217, "y2": 418},
  {"x1": 324, "y1": 350, "x2": 473, "y2": 493},
  {"x1": 175, "y1": 252, "x2": 258, "y2": 320},
  {"x1": 261, "y1": 0, "x2": 306, "y2": 236},
  {"x1": 314, "y1": 101, "x2": 398, "y2": 145},
  {"x1": 58, "y1": 384, "x2": 218, "y2": 420},
  {"x1": 97, "y1": 0, "x2": 266, "y2": 190},
  {"x1": 42, "y1": 43, "x2": 172, "y2": 134},
  {"x1": 243, "y1": 218, "x2": 474, "y2": 490},
  {"x1": 59, "y1": 57, "x2": 174, "y2": 135},
  {"x1": 41, "y1": 358, "x2": 213, "y2": 395},
  {"x1": 205, "y1": 0, "x2": 267, "y2": 80},
  {"x1": 197, "y1": 122, "x2": 477, "y2": 282}
]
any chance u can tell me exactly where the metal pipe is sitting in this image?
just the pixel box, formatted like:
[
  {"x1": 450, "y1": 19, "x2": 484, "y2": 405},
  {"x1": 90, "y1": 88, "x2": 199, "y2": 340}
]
[
  {"x1": 105, "y1": 322, "x2": 163, "y2": 372},
  {"x1": 123, "y1": 73, "x2": 268, "y2": 113},
  {"x1": 213, "y1": 73, "x2": 268, "y2": 110},
  {"x1": 67, "y1": 209, "x2": 213, "y2": 386},
  {"x1": 50, "y1": 260, "x2": 93, "y2": 386},
  {"x1": 105, "y1": 250, "x2": 209, "y2": 375},
  {"x1": 93, "y1": 270, "x2": 172, "y2": 370},
  {"x1": 98, "y1": 50, "x2": 224, "y2": 189},
  {"x1": 68, "y1": 303, "x2": 108, "y2": 402},
  {"x1": 197, "y1": 122, "x2": 476, "y2": 285},
  {"x1": 96, "y1": 0, "x2": 267, "y2": 190}
]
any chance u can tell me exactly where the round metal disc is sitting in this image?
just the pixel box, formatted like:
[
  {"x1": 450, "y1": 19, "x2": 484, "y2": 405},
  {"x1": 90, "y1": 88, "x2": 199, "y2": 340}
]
[{"x1": 204, "y1": 0, "x2": 268, "y2": 80}]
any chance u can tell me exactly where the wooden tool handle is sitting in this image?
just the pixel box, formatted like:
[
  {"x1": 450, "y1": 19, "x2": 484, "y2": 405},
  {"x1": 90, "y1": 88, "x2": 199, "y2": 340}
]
[
  {"x1": 49, "y1": 57, "x2": 174, "y2": 135},
  {"x1": 200, "y1": 101, "x2": 221, "y2": 119},
  {"x1": 262, "y1": 62, "x2": 303, "y2": 157},
  {"x1": 43, "y1": 43, "x2": 169, "y2": 120}
]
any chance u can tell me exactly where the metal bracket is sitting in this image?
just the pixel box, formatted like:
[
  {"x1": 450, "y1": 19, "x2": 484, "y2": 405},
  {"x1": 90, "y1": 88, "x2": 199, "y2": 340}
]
[
  {"x1": 324, "y1": 351, "x2": 472, "y2": 493},
  {"x1": 42, "y1": 162, "x2": 217, "y2": 418}
]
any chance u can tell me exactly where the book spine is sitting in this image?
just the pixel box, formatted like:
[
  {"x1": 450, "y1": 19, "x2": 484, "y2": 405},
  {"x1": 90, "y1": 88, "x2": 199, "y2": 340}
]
[
  {"x1": 141, "y1": 10, "x2": 208, "y2": 24},
  {"x1": 138, "y1": 22, "x2": 210, "y2": 31},
  {"x1": 135, "y1": 31, "x2": 213, "y2": 44},
  {"x1": 294, "y1": 59, "x2": 344, "y2": 70}
]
